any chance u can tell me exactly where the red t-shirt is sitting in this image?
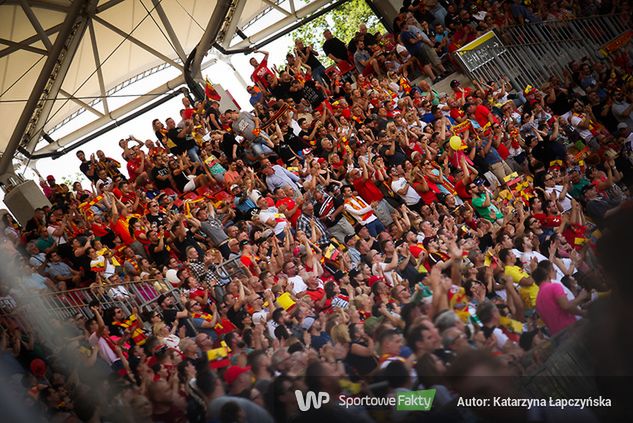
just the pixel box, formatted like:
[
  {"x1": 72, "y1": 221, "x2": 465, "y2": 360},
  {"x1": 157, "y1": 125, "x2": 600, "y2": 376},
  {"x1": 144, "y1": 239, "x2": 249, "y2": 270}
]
[
  {"x1": 352, "y1": 176, "x2": 384, "y2": 203},
  {"x1": 450, "y1": 107, "x2": 466, "y2": 122},
  {"x1": 473, "y1": 104, "x2": 495, "y2": 127},
  {"x1": 453, "y1": 86, "x2": 472, "y2": 100},
  {"x1": 305, "y1": 288, "x2": 325, "y2": 304},
  {"x1": 276, "y1": 198, "x2": 301, "y2": 226},
  {"x1": 182, "y1": 107, "x2": 195, "y2": 120},
  {"x1": 251, "y1": 59, "x2": 274, "y2": 88},
  {"x1": 134, "y1": 229, "x2": 150, "y2": 245},
  {"x1": 454, "y1": 179, "x2": 471, "y2": 200},
  {"x1": 240, "y1": 255, "x2": 259, "y2": 275},
  {"x1": 409, "y1": 243, "x2": 425, "y2": 258},
  {"x1": 126, "y1": 159, "x2": 142, "y2": 182},
  {"x1": 121, "y1": 191, "x2": 137, "y2": 205},
  {"x1": 91, "y1": 222, "x2": 109, "y2": 237},
  {"x1": 496, "y1": 142, "x2": 510, "y2": 160},
  {"x1": 533, "y1": 212, "x2": 562, "y2": 228}
]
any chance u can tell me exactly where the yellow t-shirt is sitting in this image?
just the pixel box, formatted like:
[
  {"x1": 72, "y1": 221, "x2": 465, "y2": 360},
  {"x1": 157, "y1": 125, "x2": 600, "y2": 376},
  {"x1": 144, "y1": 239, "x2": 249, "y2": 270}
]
[{"x1": 504, "y1": 265, "x2": 538, "y2": 309}]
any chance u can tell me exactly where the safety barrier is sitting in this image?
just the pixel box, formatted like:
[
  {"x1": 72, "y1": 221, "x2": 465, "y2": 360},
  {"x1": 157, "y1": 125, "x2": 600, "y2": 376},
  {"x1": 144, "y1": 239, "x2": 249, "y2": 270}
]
[
  {"x1": 34, "y1": 279, "x2": 176, "y2": 321},
  {"x1": 0, "y1": 256, "x2": 248, "y2": 336},
  {"x1": 455, "y1": 14, "x2": 632, "y2": 89}
]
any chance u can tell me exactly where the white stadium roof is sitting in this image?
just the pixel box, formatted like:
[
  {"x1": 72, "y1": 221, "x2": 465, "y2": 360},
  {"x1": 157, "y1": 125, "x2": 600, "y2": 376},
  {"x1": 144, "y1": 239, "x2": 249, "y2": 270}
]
[{"x1": 0, "y1": 0, "x2": 341, "y2": 181}]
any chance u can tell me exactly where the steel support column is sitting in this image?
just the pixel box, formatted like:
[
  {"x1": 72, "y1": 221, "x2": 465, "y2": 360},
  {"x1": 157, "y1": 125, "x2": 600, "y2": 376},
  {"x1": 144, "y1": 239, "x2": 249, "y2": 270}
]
[
  {"x1": 190, "y1": 1, "x2": 234, "y2": 81},
  {"x1": 0, "y1": 0, "x2": 87, "y2": 187},
  {"x1": 22, "y1": 1, "x2": 98, "y2": 154},
  {"x1": 219, "y1": 0, "x2": 249, "y2": 49},
  {"x1": 151, "y1": 0, "x2": 187, "y2": 62}
]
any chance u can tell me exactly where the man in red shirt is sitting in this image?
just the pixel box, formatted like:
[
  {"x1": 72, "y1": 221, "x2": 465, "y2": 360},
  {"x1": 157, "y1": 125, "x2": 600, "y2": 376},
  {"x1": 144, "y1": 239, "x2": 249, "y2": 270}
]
[
  {"x1": 466, "y1": 102, "x2": 498, "y2": 128},
  {"x1": 448, "y1": 98, "x2": 467, "y2": 123},
  {"x1": 125, "y1": 149, "x2": 148, "y2": 186},
  {"x1": 450, "y1": 79, "x2": 472, "y2": 101},
  {"x1": 349, "y1": 163, "x2": 394, "y2": 226},
  {"x1": 250, "y1": 50, "x2": 274, "y2": 90},
  {"x1": 274, "y1": 187, "x2": 303, "y2": 227},
  {"x1": 301, "y1": 275, "x2": 325, "y2": 307},
  {"x1": 181, "y1": 97, "x2": 195, "y2": 120}
]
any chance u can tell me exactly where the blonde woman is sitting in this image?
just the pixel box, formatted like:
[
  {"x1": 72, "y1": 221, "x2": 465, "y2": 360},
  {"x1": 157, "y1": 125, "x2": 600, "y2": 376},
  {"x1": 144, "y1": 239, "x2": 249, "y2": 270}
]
[
  {"x1": 330, "y1": 322, "x2": 378, "y2": 377},
  {"x1": 153, "y1": 321, "x2": 181, "y2": 350}
]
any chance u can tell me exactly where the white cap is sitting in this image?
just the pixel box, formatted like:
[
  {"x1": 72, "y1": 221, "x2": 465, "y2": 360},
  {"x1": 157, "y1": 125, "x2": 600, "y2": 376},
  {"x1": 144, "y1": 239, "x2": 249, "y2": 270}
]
[{"x1": 165, "y1": 269, "x2": 179, "y2": 284}]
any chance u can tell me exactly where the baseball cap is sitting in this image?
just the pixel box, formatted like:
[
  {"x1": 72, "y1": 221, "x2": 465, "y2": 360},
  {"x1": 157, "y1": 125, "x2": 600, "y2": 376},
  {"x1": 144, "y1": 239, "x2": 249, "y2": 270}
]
[
  {"x1": 223, "y1": 365, "x2": 251, "y2": 385},
  {"x1": 230, "y1": 184, "x2": 239, "y2": 192},
  {"x1": 617, "y1": 122, "x2": 628, "y2": 130},
  {"x1": 368, "y1": 275, "x2": 383, "y2": 287},
  {"x1": 450, "y1": 79, "x2": 460, "y2": 88},
  {"x1": 46, "y1": 175, "x2": 55, "y2": 181}
]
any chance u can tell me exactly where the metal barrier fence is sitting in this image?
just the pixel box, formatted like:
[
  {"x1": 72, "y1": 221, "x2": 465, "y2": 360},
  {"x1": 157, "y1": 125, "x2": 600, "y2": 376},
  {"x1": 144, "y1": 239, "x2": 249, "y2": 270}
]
[
  {"x1": 0, "y1": 256, "x2": 248, "y2": 336},
  {"x1": 34, "y1": 279, "x2": 176, "y2": 321},
  {"x1": 456, "y1": 14, "x2": 632, "y2": 90}
]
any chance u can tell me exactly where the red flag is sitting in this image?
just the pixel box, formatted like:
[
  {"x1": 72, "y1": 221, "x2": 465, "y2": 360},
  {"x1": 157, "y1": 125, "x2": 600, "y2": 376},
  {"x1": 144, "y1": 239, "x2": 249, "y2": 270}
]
[
  {"x1": 205, "y1": 78, "x2": 221, "y2": 101},
  {"x1": 214, "y1": 318, "x2": 237, "y2": 336}
]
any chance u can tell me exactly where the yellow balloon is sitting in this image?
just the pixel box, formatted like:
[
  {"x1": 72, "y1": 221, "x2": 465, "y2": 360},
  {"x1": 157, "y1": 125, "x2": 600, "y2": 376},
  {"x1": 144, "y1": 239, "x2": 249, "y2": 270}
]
[{"x1": 449, "y1": 135, "x2": 464, "y2": 150}]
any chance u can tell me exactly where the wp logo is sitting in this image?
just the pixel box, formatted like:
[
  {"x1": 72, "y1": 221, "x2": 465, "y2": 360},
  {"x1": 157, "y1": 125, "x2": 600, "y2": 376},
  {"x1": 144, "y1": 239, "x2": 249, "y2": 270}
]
[{"x1": 295, "y1": 390, "x2": 330, "y2": 411}]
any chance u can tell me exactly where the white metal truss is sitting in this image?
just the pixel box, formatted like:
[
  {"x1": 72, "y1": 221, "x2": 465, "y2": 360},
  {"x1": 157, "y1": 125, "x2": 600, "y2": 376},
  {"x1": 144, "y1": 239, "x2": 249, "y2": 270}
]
[
  {"x1": 230, "y1": 0, "x2": 335, "y2": 49},
  {"x1": 0, "y1": 23, "x2": 63, "y2": 59},
  {"x1": 34, "y1": 57, "x2": 218, "y2": 157},
  {"x1": 87, "y1": 20, "x2": 109, "y2": 115},
  {"x1": 59, "y1": 89, "x2": 104, "y2": 118},
  {"x1": 47, "y1": 61, "x2": 172, "y2": 136},
  {"x1": 262, "y1": 0, "x2": 291, "y2": 17},
  {"x1": 151, "y1": 0, "x2": 187, "y2": 62},
  {"x1": 18, "y1": 0, "x2": 53, "y2": 50},
  {"x1": 92, "y1": 15, "x2": 184, "y2": 71}
]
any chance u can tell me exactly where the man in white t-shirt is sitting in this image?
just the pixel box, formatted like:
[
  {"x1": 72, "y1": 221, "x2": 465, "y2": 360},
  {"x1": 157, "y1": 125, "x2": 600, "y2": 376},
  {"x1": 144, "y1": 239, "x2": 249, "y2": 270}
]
[
  {"x1": 256, "y1": 198, "x2": 288, "y2": 236},
  {"x1": 283, "y1": 261, "x2": 307, "y2": 294},
  {"x1": 389, "y1": 167, "x2": 422, "y2": 211},
  {"x1": 567, "y1": 101, "x2": 596, "y2": 143},
  {"x1": 87, "y1": 306, "x2": 124, "y2": 372},
  {"x1": 512, "y1": 236, "x2": 575, "y2": 300},
  {"x1": 543, "y1": 173, "x2": 572, "y2": 212}
]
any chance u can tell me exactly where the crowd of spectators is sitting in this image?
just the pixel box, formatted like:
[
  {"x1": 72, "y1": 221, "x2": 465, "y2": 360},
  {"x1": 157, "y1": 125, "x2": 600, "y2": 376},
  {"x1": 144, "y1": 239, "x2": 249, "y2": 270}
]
[{"x1": 1, "y1": 0, "x2": 633, "y2": 422}]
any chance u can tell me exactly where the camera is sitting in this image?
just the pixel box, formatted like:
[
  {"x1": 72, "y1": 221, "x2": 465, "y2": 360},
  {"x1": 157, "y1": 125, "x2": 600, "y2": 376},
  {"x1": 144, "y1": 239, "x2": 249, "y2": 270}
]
[{"x1": 474, "y1": 176, "x2": 486, "y2": 186}]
